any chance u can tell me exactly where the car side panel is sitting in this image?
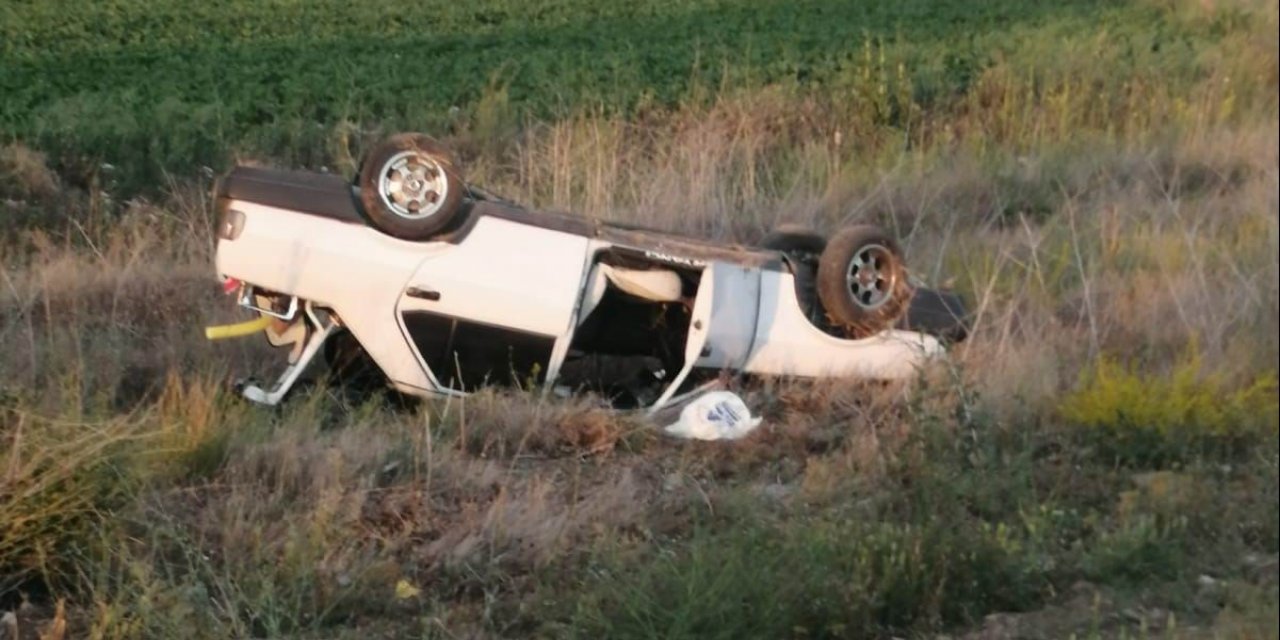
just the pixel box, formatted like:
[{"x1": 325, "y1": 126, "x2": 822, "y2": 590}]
[
  {"x1": 396, "y1": 216, "x2": 591, "y2": 387},
  {"x1": 214, "y1": 200, "x2": 435, "y2": 389},
  {"x1": 744, "y1": 270, "x2": 944, "y2": 379}
]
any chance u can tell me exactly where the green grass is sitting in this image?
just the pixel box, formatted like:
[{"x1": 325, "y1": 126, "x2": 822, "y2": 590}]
[
  {"x1": 564, "y1": 417, "x2": 1279, "y2": 639},
  {"x1": 1, "y1": 0, "x2": 1267, "y2": 191}
]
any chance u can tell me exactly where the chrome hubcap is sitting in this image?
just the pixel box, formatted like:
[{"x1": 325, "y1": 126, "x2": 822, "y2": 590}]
[
  {"x1": 845, "y1": 244, "x2": 896, "y2": 310},
  {"x1": 377, "y1": 151, "x2": 450, "y2": 220}
]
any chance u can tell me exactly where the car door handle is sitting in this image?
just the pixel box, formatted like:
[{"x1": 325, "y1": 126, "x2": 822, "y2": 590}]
[{"x1": 406, "y1": 286, "x2": 441, "y2": 301}]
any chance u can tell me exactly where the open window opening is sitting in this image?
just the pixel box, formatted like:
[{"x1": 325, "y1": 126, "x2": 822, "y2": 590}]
[
  {"x1": 401, "y1": 311, "x2": 555, "y2": 392},
  {"x1": 557, "y1": 249, "x2": 705, "y2": 409}
]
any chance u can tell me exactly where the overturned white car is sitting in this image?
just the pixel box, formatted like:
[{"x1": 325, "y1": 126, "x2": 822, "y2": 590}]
[{"x1": 210, "y1": 134, "x2": 968, "y2": 410}]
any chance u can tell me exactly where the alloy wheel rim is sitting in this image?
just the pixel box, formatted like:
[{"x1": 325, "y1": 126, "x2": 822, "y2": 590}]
[
  {"x1": 844, "y1": 244, "x2": 896, "y2": 310},
  {"x1": 377, "y1": 151, "x2": 450, "y2": 220}
]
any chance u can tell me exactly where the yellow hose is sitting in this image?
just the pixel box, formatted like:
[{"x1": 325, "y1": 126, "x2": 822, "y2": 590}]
[{"x1": 204, "y1": 315, "x2": 273, "y2": 340}]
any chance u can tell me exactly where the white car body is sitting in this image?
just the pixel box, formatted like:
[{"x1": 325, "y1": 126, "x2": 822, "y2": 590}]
[{"x1": 213, "y1": 167, "x2": 954, "y2": 411}]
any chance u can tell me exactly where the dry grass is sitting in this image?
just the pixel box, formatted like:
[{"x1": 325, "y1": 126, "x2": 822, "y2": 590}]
[
  {"x1": 0, "y1": 145, "x2": 58, "y2": 202},
  {"x1": 2, "y1": 115, "x2": 1277, "y2": 633},
  {"x1": 1, "y1": 1, "x2": 1277, "y2": 636}
]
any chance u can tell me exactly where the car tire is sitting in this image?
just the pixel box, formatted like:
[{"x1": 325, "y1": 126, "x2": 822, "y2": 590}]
[
  {"x1": 816, "y1": 225, "x2": 913, "y2": 338},
  {"x1": 760, "y1": 224, "x2": 827, "y2": 257},
  {"x1": 358, "y1": 133, "x2": 466, "y2": 240}
]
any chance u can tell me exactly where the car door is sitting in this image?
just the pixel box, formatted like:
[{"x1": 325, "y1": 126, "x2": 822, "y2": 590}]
[
  {"x1": 647, "y1": 261, "x2": 761, "y2": 411},
  {"x1": 396, "y1": 216, "x2": 591, "y2": 391},
  {"x1": 694, "y1": 262, "x2": 761, "y2": 371}
]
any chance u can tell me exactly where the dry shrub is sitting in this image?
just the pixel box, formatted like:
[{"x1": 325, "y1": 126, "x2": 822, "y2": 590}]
[
  {"x1": 415, "y1": 466, "x2": 654, "y2": 573},
  {"x1": 113, "y1": 393, "x2": 663, "y2": 630},
  {"x1": 0, "y1": 183, "x2": 248, "y2": 406},
  {"x1": 768, "y1": 379, "x2": 914, "y2": 469},
  {"x1": 0, "y1": 144, "x2": 58, "y2": 200},
  {"x1": 446, "y1": 390, "x2": 633, "y2": 459},
  {"x1": 556, "y1": 409, "x2": 622, "y2": 455},
  {"x1": 3, "y1": 258, "x2": 213, "y2": 331}
]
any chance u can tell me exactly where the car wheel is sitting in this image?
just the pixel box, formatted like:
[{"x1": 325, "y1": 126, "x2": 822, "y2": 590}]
[
  {"x1": 760, "y1": 224, "x2": 827, "y2": 257},
  {"x1": 358, "y1": 133, "x2": 465, "y2": 240},
  {"x1": 816, "y1": 225, "x2": 913, "y2": 338}
]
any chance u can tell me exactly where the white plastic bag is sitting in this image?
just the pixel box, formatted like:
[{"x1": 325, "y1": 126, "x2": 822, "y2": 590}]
[{"x1": 663, "y1": 391, "x2": 762, "y2": 441}]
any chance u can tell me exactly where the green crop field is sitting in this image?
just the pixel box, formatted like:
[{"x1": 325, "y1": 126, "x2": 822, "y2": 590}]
[
  {"x1": 2, "y1": 0, "x2": 1262, "y2": 190},
  {"x1": 1, "y1": 0, "x2": 1278, "y2": 638}
]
